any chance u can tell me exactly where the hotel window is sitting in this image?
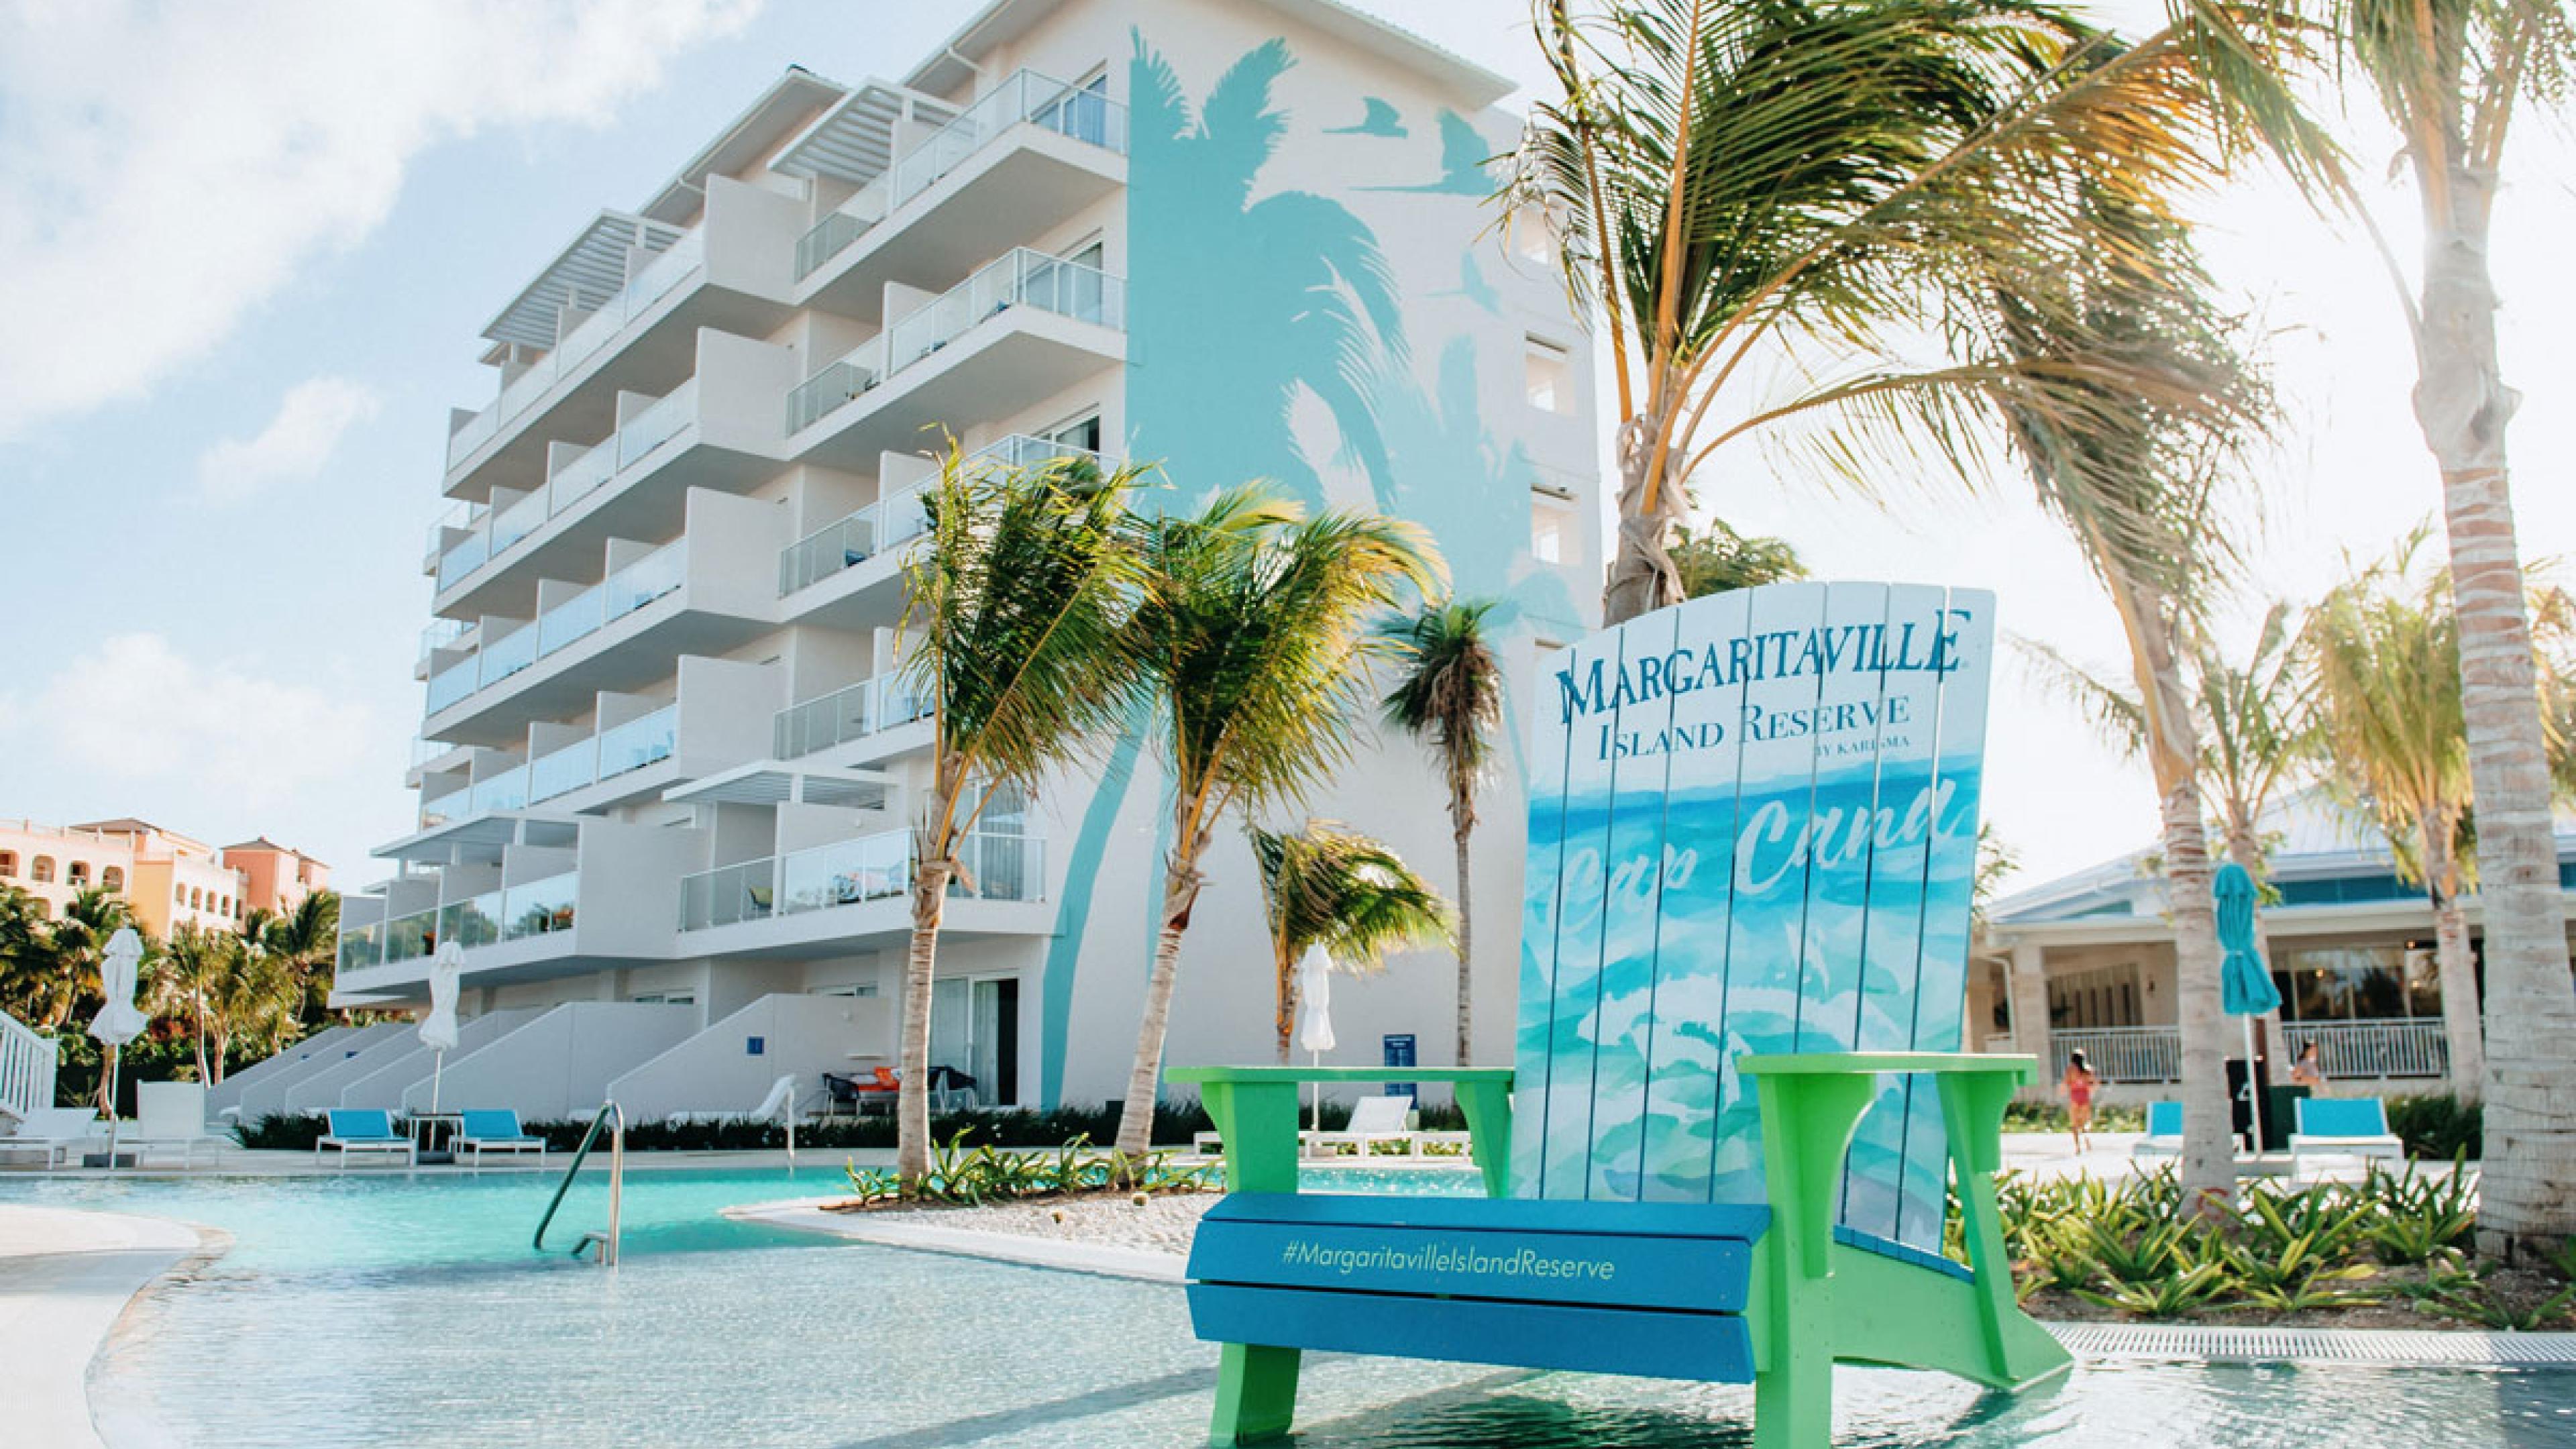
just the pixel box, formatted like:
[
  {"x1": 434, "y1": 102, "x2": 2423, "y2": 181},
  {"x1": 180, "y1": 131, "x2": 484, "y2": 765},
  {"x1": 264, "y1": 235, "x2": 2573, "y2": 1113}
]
[
  {"x1": 189, "y1": 888, "x2": 203, "y2": 910},
  {"x1": 67, "y1": 861, "x2": 90, "y2": 886},
  {"x1": 30, "y1": 855, "x2": 54, "y2": 884},
  {"x1": 1048, "y1": 413, "x2": 1103, "y2": 455},
  {"x1": 1532, "y1": 502, "x2": 1570, "y2": 564},
  {"x1": 0, "y1": 851, "x2": 15, "y2": 877},
  {"x1": 100, "y1": 867, "x2": 123, "y2": 892},
  {"x1": 2272, "y1": 944, "x2": 2424, "y2": 1022},
  {"x1": 1525, "y1": 338, "x2": 1572, "y2": 414}
]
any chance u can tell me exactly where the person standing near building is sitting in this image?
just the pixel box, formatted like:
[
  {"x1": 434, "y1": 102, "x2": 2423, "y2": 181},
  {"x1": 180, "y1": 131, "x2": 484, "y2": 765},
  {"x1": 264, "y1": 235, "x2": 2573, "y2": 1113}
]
[{"x1": 2063, "y1": 1049, "x2": 2098, "y2": 1154}]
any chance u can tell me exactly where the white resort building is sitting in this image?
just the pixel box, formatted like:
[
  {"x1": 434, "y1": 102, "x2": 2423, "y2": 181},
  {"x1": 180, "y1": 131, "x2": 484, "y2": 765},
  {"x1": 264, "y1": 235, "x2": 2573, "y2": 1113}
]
[{"x1": 296, "y1": 0, "x2": 1602, "y2": 1127}]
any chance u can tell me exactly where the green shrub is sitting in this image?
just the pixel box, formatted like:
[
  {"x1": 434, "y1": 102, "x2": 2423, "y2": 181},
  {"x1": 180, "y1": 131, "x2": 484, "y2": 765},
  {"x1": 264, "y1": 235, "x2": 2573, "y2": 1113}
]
[
  {"x1": 2383, "y1": 1093, "x2": 2481, "y2": 1160},
  {"x1": 2002, "y1": 1099, "x2": 2144, "y2": 1133},
  {"x1": 841, "y1": 1132, "x2": 1218, "y2": 1206}
]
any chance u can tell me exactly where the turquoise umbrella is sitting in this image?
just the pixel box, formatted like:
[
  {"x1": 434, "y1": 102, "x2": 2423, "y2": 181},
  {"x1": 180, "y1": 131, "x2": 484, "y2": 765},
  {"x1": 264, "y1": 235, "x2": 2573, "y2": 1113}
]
[{"x1": 2213, "y1": 861, "x2": 2281, "y2": 1152}]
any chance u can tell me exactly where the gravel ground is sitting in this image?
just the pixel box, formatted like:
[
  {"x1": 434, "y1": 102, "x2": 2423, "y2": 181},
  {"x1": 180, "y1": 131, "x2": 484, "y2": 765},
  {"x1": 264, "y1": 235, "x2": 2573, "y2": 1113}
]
[{"x1": 851, "y1": 1191, "x2": 1217, "y2": 1256}]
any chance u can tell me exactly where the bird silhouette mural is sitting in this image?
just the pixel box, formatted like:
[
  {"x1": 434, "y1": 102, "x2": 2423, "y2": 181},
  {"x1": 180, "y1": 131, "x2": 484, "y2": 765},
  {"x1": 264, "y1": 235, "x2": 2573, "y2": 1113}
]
[
  {"x1": 1431, "y1": 252, "x2": 1502, "y2": 315},
  {"x1": 1325, "y1": 96, "x2": 1406, "y2": 137},
  {"x1": 1364, "y1": 109, "x2": 1491, "y2": 195}
]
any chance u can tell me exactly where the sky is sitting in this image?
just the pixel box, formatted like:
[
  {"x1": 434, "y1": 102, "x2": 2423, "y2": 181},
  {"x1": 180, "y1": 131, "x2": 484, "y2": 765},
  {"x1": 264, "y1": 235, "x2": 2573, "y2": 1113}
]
[{"x1": 1, "y1": 0, "x2": 2571, "y2": 901}]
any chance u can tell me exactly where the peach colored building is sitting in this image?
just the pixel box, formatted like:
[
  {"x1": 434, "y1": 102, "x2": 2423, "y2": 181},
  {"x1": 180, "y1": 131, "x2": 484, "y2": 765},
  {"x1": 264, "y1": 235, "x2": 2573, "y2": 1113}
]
[{"x1": 0, "y1": 818, "x2": 329, "y2": 937}]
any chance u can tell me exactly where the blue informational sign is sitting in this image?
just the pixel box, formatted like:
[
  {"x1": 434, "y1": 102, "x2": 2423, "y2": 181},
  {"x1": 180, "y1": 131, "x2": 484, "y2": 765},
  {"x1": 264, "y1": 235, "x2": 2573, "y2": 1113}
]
[
  {"x1": 747, "y1": 1036, "x2": 765, "y2": 1057},
  {"x1": 1383, "y1": 1034, "x2": 1417, "y2": 1099}
]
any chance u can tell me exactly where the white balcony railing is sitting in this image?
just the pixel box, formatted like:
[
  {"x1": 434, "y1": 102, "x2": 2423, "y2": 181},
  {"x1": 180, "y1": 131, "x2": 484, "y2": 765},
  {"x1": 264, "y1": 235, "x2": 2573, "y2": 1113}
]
[
  {"x1": 772, "y1": 674, "x2": 929, "y2": 759},
  {"x1": 786, "y1": 248, "x2": 1125, "y2": 435},
  {"x1": 434, "y1": 378, "x2": 698, "y2": 593},
  {"x1": 1, "y1": 1008, "x2": 58, "y2": 1122},
  {"x1": 794, "y1": 70, "x2": 1130, "y2": 281},
  {"x1": 337, "y1": 872, "x2": 580, "y2": 975},
  {"x1": 445, "y1": 231, "x2": 706, "y2": 470},
  {"x1": 529, "y1": 704, "x2": 679, "y2": 804},
  {"x1": 423, "y1": 540, "x2": 685, "y2": 721},
  {"x1": 776, "y1": 436, "x2": 1110, "y2": 596},
  {"x1": 2049, "y1": 1018, "x2": 2453, "y2": 1084},
  {"x1": 678, "y1": 830, "x2": 1041, "y2": 932}
]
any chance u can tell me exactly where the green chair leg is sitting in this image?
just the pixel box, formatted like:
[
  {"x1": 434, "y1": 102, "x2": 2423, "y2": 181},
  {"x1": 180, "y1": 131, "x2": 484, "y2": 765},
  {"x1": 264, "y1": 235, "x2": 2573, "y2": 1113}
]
[{"x1": 1210, "y1": 1342, "x2": 1301, "y2": 1445}]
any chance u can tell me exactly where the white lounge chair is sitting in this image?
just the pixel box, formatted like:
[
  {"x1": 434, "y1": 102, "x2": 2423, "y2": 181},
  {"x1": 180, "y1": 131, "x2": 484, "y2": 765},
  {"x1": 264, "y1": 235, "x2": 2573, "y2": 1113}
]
[
  {"x1": 316, "y1": 1109, "x2": 417, "y2": 1167},
  {"x1": 130, "y1": 1081, "x2": 222, "y2": 1169},
  {"x1": 0, "y1": 1107, "x2": 106, "y2": 1169},
  {"x1": 667, "y1": 1073, "x2": 803, "y2": 1128},
  {"x1": 452, "y1": 1109, "x2": 547, "y2": 1166},
  {"x1": 1307, "y1": 1095, "x2": 1419, "y2": 1159},
  {"x1": 2289, "y1": 1097, "x2": 2405, "y2": 1176}
]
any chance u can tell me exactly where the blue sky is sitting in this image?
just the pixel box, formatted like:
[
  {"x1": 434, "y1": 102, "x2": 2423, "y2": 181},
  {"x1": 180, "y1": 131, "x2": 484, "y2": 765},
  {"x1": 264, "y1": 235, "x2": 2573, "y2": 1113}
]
[{"x1": 3, "y1": 1, "x2": 2572, "y2": 899}]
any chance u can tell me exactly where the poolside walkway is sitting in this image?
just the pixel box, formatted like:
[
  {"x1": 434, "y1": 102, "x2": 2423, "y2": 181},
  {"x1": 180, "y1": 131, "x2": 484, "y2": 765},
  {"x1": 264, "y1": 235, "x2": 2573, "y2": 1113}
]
[{"x1": 0, "y1": 1205, "x2": 205, "y2": 1449}]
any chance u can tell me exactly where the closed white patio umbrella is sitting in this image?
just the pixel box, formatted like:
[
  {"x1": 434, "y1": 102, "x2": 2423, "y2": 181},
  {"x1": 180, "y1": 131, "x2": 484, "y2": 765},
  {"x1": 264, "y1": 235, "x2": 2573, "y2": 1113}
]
[
  {"x1": 421, "y1": 942, "x2": 464, "y2": 1115},
  {"x1": 89, "y1": 927, "x2": 147, "y2": 1169},
  {"x1": 1295, "y1": 945, "x2": 1336, "y2": 1133}
]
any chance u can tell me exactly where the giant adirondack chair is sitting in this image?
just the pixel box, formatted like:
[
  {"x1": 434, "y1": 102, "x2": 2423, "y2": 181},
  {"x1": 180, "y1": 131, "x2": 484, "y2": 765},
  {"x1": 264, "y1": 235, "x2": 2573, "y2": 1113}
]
[{"x1": 1173, "y1": 582, "x2": 2070, "y2": 1448}]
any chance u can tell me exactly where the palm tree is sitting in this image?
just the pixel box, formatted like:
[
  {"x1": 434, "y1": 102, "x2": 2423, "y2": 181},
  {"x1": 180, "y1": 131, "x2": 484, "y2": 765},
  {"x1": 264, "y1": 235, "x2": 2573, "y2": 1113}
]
[
  {"x1": 894, "y1": 447, "x2": 1154, "y2": 1186},
  {"x1": 1110, "y1": 485, "x2": 1444, "y2": 1162},
  {"x1": 1248, "y1": 821, "x2": 1453, "y2": 1062},
  {"x1": 46, "y1": 888, "x2": 134, "y2": 1033},
  {"x1": 206, "y1": 930, "x2": 301, "y2": 1081},
  {"x1": 1512, "y1": 0, "x2": 2330, "y2": 623},
  {"x1": 258, "y1": 891, "x2": 339, "y2": 1026},
  {"x1": 1373, "y1": 600, "x2": 1503, "y2": 1067},
  {"x1": 2300, "y1": 0, "x2": 2576, "y2": 1262},
  {"x1": 1670, "y1": 521, "x2": 1807, "y2": 598},
  {"x1": 0, "y1": 885, "x2": 56, "y2": 1026}
]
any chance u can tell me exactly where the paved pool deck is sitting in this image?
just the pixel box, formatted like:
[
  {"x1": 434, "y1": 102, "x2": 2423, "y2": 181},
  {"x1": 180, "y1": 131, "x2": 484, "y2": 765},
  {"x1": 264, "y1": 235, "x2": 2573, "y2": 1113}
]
[{"x1": 0, "y1": 1205, "x2": 208, "y2": 1449}]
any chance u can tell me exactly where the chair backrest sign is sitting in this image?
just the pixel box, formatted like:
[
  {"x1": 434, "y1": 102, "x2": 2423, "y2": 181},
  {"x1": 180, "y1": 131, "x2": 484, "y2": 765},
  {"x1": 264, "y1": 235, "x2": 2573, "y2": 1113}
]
[{"x1": 1513, "y1": 582, "x2": 1995, "y2": 1255}]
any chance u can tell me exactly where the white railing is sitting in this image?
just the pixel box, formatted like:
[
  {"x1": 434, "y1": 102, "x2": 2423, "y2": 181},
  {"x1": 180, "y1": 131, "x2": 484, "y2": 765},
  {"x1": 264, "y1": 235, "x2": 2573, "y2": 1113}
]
[
  {"x1": 772, "y1": 674, "x2": 930, "y2": 759},
  {"x1": 423, "y1": 540, "x2": 685, "y2": 721},
  {"x1": 774, "y1": 435, "x2": 1109, "y2": 596},
  {"x1": 2051, "y1": 1027, "x2": 2182, "y2": 1084},
  {"x1": 336, "y1": 873, "x2": 581, "y2": 975},
  {"x1": 434, "y1": 379, "x2": 698, "y2": 595},
  {"x1": 445, "y1": 230, "x2": 706, "y2": 470},
  {"x1": 785, "y1": 248, "x2": 1126, "y2": 435},
  {"x1": 1, "y1": 1008, "x2": 58, "y2": 1120},
  {"x1": 2284, "y1": 1019, "x2": 2450, "y2": 1079},
  {"x1": 793, "y1": 69, "x2": 1130, "y2": 282},
  {"x1": 529, "y1": 704, "x2": 679, "y2": 804},
  {"x1": 678, "y1": 830, "x2": 1042, "y2": 932}
]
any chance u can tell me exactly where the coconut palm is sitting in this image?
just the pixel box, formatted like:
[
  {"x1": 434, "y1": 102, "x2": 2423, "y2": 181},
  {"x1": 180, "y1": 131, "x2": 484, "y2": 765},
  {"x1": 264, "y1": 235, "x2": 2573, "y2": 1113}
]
[
  {"x1": 258, "y1": 890, "x2": 339, "y2": 1025},
  {"x1": 44, "y1": 888, "x2": 135, "y2": 1034},
  {"x1": 894, "y1": 447, "x2": 1155, "y2": 1186},
  {"x1": 1110, "y1": 486, "x2": 1444, "y2": 1162},
  {"x1": 2300, "y1": 0, "x2": 2576, "y2": 1261},
  {"x1": 1670, "y1": 521, "x2": 1807, "y2": 598},
  {"x1": 1512, "y1": 0, "x2": 2332, "y2": 623},
  {"x1": 1373, "y1": 599, "x2": 1503, "y2": 1067},
  {"x1": 1248, "y1": 821, "x2": 1454, "y2": 1063}
]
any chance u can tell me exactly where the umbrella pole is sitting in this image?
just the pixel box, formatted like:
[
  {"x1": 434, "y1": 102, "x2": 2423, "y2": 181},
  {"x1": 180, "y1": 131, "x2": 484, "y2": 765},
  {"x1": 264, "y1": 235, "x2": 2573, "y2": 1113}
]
[
  {"x1": 2242, "y1": 1016, "x2": 2263, "y2": 1159},
  {"x1": 430, "y1": 1051, "x2": 444, "y2": 1116},
  {"x1": 1309, "y1": 1049, "x2": 1321, "y2": 1135},
  {"x1": 103, "y1": 1044, "x2": 121, "y2": 1171}
]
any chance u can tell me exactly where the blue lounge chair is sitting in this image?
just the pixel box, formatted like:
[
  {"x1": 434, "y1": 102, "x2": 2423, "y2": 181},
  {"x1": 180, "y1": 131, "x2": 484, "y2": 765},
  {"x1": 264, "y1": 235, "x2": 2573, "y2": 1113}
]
[
  {"x1": 2133, "y1": 1099, "x2": 2184, "y2": 1157},
  {"x1": 315, "y1": 1109, "x2": 416, "y2": 1167},
  {"x1": 453, "y1": 1110, "x2": 547, "y2": 1165},
  {"x1": 1178, "y1": 582, "x2": 2068, "y2": 1449},
  {"x1": 2290, "y1": 1096, "x2": 2404, "y2": 1174}
]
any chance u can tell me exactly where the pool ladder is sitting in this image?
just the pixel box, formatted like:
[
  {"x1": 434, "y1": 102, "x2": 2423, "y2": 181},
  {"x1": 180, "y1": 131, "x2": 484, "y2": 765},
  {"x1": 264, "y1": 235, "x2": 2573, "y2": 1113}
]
[{"x1": 533, "y1": 1099, "x2": 624, "y2": 1266}]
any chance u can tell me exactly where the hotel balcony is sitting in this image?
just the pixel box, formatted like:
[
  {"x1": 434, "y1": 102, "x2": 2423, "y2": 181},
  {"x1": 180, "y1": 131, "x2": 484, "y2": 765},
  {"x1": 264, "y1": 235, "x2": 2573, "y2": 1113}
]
[
  {"x1": 771, "y1": 672, "x2": 931, "y2": 768},
  {"x1": 790, "y1": 70, "x2": 1128, "y2": 323},
  {"x1": 421, "y1": 491, "x2": 785, "y2": 748},
  {"x1": 429, "y1": 329, "x2": 798, "y2": 619},
  {"x1": 782, "y1": 248, "x2": 1124, "y2": 474},
  {"x1": 775, "y1": 435, "x2": 1114, "y2": 628},
  {"x1": 674, "y1": 828, "x2": 1047, "y2": 959}
]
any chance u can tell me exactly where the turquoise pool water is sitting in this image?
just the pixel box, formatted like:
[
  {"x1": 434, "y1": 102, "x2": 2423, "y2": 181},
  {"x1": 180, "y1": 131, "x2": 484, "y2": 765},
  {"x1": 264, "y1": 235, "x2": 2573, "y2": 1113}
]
[{"x1": 12, "y1": 1162, "x2": 2575, "y2": 1447}]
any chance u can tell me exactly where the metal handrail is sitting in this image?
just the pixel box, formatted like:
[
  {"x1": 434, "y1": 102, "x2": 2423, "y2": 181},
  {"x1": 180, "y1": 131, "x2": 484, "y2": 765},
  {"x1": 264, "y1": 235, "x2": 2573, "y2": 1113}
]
[{"x1": 532, "y1": 1099, "x2": 625, "y2": 1263}]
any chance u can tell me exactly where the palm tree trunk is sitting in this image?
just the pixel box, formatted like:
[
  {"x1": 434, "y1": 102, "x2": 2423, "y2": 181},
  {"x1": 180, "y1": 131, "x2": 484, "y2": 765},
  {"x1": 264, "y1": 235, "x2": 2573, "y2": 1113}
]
[
  {"x1": 2160, "y1": 782, "x2": 2234, "y2": 1214},
  {"x1": 897, "y1": 857, "x2": 953, "y2": 1189},
  {"x1": 2221, "y1": 824, "x2": 2287, "y2": 1089},
  {"x1": 1274, "y1": 939, "x2": 1295, "y2": 1066},
  {"x1": 1602, "y1": 413, "x2": 1687, "y2": 625},
  {"x1": 2411, "y1": 157, "x2": 2576, "y2": 1258},
  {"x1": 1114, "y1": 849, "x2": 1206, "y2": 1163},
  {"x1": 193, "y1": 985, "x2": 210, "y2": 1085},
  {"x1": 1452, "y1": 818, "x2": 1474, "y2": 1069},
  {"x1": 2414, "y1": 821, "x2": 2485, "y2": 1097}
]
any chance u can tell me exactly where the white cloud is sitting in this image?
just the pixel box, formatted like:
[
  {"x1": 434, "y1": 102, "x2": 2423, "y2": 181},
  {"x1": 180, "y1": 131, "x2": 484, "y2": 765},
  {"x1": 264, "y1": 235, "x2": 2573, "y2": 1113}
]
[
  {"x1": 195, "y1": 376, "x2": 380, "y2": 504},
  {"x1": 4, "y1": 633, "x2": 380, "y2": 790},
  {"x1": 0, "y1": 0, "x2": 759, "y2": 440}
]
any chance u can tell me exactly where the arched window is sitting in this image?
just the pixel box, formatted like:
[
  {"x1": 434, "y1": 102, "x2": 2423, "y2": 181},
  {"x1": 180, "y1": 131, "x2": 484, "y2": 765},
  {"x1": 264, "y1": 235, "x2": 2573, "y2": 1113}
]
[
  {"x1": 0, "y1": 851, "x2": 15, "y2": 877},
  {"x1": 31, "y1": 856, "x2": 55, "y2": 884},
  {"x1": 188, "y1": 887, "x2": 203, "y2": 910},
  {"x1": 100, "y1": 867, "x2": 123, "y2": 892},
  {"x1": 66, "y1": 860, "x2": 90, "y2": 886}
]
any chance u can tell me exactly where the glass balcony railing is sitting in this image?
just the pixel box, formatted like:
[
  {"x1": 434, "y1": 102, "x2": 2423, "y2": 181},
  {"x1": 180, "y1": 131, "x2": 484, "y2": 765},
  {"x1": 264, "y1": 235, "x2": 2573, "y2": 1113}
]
[
  {"x1": 445, "y1": 230, "x2": 707, "y2": 470},
  {"x1": 678, "y1": 830, "x2": 1042, "y2": 931},
  {"x1": 467, "y1": 765, "x2": 529, "y2": 816},
  {"x1": 773, "y1": 674, "x2": 930, "y2": 759},
  {"x1": 337, "y1": 920, "x2": 385, "y2": 973},
  {"x1": 335, "y1": 873, "x2": 580, "y2": 976},
  {"x1": 424, "y1": 542, "x2": 686, "y2": 720},
  {"x1": 527, "y1": 704, "x2": 680, "y2": 804},
  {"x1": 419, "y1": 618, "x2": 468, "y2": 663},
  {"x1": 433, "y1": 380, "x2": 698, "y2": 596},
  {"x1": 501, "y1": 871, "x2": 580, "y2": 941},
  {"x1": 439, "y1": 891, "x2": 504, "y2": 951},
  {"x1": 419, "y1": 785, "x2": 469, "y2": 830},
  {"x1": 776, "y1": 435, "x2": 1109, "y2": 597},
  {"x1": 785, "y1": 248, "x2": 1125, "y2": 436},
  {"x1": 382, "y1": 908, "x2": 439, "y2": 966},
  {"x1": 792, "y1": 70, "x2": 1128, "y2": 283}
]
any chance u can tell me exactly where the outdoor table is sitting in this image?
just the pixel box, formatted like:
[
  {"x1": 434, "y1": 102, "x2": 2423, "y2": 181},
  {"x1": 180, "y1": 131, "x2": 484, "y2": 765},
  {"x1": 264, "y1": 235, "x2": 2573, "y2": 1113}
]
[{"x1": 406, "y1": 1111, "x2": 464, "y2": 1165}]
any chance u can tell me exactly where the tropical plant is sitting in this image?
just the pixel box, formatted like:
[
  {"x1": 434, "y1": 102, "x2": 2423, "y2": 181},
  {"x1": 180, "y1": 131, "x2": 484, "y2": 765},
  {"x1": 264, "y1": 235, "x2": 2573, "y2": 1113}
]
[
  {"x1": 1509, "y1": 0, "x2": 2330, "y2": 623},
  {"x1": 1248, "y1": 820, "x2": 1453, "y2": 1062},
  {"x1": 894, "y1": 447, "x2": 1156, "y2": 1187},
  {"x1": 1669, "y1": 519, "x2": 1807, "y2": 598},
  {"x1": 1110, "y1": 484, "x2": 1444, "y2": 1162},
  {"x1": 258, "y1": 890, "x2": 339, "y2": 1024},
  {"x1": 1372, "y1": 598, "x2": 1501, "y2": 1066},
  {"x1": 2298, "y1": 0, "x2": 2576, "y2": 1260},
  {"x1": 41, "y1": 888, "x2": 135, "y2": 1034}
]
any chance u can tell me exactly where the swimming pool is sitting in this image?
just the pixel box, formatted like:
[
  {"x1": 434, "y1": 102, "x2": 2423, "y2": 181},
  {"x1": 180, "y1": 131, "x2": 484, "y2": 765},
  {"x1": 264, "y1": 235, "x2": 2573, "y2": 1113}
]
[{"x1": 15, "y1": 1163, "x2": 2576, "y2": 1447}]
